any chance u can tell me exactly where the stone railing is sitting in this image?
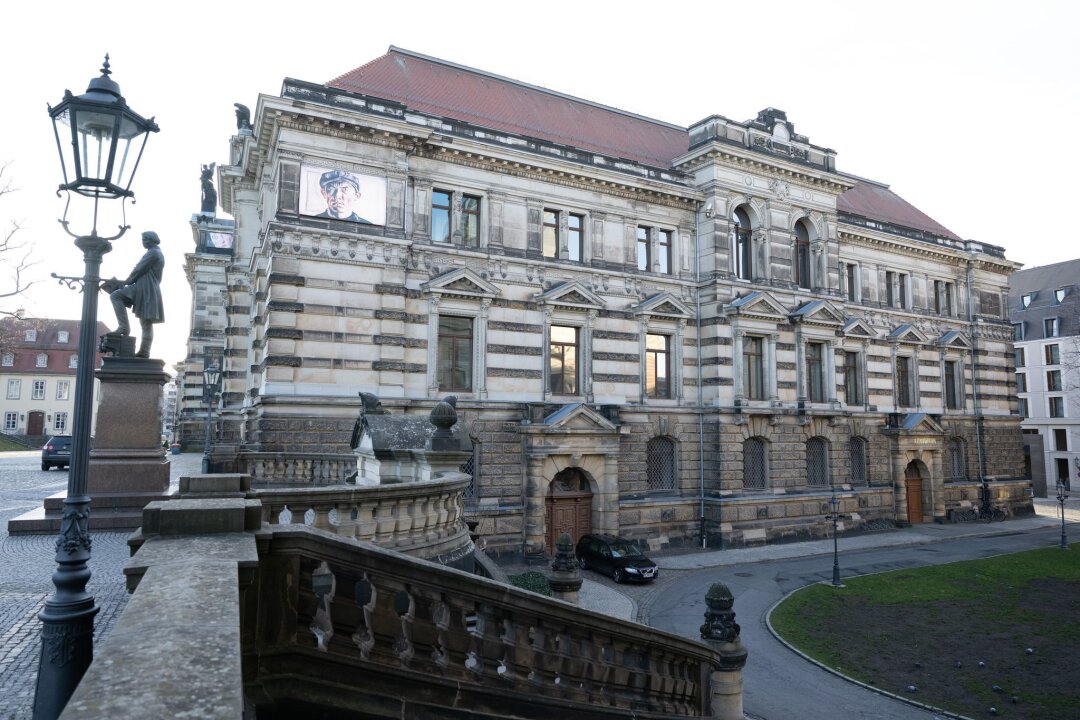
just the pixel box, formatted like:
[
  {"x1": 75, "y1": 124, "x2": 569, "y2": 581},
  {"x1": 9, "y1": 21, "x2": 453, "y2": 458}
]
[
  {"x1": 235, "y1": 452, "x2": 356, "y2": 485},
  {"x1": 249, "y1": 524, "x2": 722, "y2": 719},
  {"x1": 252, "y1": 474, "x2": 473, "y2": 567}
]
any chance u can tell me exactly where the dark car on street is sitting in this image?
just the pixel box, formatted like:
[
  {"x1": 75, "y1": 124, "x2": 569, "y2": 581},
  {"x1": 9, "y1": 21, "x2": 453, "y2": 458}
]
[
  {"x1": 575, "y1": 533, "x2": 658, "y2": 583},
  {"x1": 41, "y1": 435, "x2": 72, "y2": 471}
]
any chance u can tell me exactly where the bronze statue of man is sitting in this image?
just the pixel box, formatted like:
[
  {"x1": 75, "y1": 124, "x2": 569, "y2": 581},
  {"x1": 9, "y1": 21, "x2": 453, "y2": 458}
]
[{"x1": 108, "y1": 230, "x2": 165, "y2": 358}]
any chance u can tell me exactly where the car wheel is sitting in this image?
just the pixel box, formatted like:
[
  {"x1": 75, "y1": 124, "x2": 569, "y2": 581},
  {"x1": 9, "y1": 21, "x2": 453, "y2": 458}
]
[
  {"x1": 577, "y1": 556, "x2": 587, "y2": 570},
  {"x1": 41, "y1": 463, "x2": 49, "y2": 471},
  {"x1": 613, "y1": 568, "x2": 624, "y2": 584}
]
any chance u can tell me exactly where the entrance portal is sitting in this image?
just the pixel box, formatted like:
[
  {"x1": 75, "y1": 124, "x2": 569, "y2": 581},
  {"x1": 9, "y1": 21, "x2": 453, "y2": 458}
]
[
  {"x1": 545, "y1": 468, "x2": 592, "y2": 555},
  {"x1": 905, "y1": 462, "x2": 925, "y2": 524},
  {"x1": 28, "y1": 411, "x2": 44, "y2": 436}
]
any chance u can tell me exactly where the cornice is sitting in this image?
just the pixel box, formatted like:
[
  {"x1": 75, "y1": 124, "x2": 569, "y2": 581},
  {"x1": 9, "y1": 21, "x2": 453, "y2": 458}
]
[{"x1": 676, "y1": 144, "x2": 854, "y2": 195}]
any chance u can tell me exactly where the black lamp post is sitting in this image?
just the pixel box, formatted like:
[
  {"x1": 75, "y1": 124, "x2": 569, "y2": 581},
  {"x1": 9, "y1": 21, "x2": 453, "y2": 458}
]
[
  {"x1": 201, "y1": 363, "x2": 221, "y2": 474},
  {"x1": 34, "y1": 56, "x2": 157, "y2": 720},
  {"x1": 825, "y1": 492, "x2": 845, "y2": 588},
  {"x1": 1057, "y1": 479, "x2": 1070, "y2": 551}
]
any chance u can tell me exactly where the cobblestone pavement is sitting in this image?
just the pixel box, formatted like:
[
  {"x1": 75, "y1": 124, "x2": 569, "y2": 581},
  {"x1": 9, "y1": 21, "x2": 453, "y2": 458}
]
[{"x1": 0, "y1": 450, "x2": 200, "y2": 720}]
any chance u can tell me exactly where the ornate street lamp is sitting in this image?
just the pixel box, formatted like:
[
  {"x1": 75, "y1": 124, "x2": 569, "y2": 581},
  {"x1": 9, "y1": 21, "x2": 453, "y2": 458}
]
[
  {"x1": 825, "y1": 492, "x2": 845, "y2": 588},
  {"x1": 1057, "y1": 479, "x2": 1070, "y2": 551},
  {"x1": 201, "y1": 363, "x2": 222, "y2": 474},
  {"x1": 35, "y1": 56, "x2": 157, "y2": 720}
]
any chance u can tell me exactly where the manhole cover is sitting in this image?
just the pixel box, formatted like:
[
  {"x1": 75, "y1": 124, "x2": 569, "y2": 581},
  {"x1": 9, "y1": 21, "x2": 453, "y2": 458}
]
[{"x1": 734, "y1": 572, "x2": 753, "y2": 577}]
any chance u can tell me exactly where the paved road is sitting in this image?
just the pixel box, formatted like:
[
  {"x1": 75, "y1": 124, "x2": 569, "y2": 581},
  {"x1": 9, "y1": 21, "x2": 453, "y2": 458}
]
[
  {"x1": 645, "y1": 524, "x2": 1073, "y2": 720},
  {"x1": 0, "y1": 450, "x2": 200, "y2": 720}
]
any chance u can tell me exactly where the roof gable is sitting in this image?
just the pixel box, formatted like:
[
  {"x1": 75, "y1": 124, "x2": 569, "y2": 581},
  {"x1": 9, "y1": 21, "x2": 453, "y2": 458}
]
[
  {"x1": 421, "y1": 268, "x2": 500, "y2": 299},
  {"x1": 842, "y1": 318, "x2": 877, "y2": 338},
  {"x1": 536, "y1": 281, "x2": 605, "y2": 311},
  {"x1": 937, "y1": 330, "x2": 972, "y2": 349}
]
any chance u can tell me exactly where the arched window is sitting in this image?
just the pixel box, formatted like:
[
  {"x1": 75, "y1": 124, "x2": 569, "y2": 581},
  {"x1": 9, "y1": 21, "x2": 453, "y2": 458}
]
[
  {"x1": 743, "y1": 437, "x2": 768, "y2": 490},
  {"x1": 731, "y1": 207, "x2": 753, "y2": 280},
  {"x1": 849, "y1": 437, "x2": 868, "y2": 485},
  {"x1": 794, "y1": 221, "x2": 812, "y2": 289},
  {"x1": 646, "y1": 436, "x2": 676, "y2": 492},
  {"x1": 806, "y1": 437, "x2": 830, "y2": 487},
  {"x1": 947, "y1": 437, "x2": 967, "y2": 481}
]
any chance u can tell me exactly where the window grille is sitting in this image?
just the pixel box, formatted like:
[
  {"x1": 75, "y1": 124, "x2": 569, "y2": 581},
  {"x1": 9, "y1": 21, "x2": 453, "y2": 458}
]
[
  {"x1": 459, "y1": 441, "x2": 479, "y2": 503},
  {"x1": 806, "y1": 437, "x2": 830, "y2": 487},
  {"x1": 849, "y1": 437, "x2": 868, "y2": 485},
  {"x1": 646, "y1": 437, "x2": 676, "y2": 491},
  {"x1": 743, "y1": 438, "x2": 767, "y2": 490},
  {"x1": 947, "y1": 438, "x2": 966, "y2": 481}
]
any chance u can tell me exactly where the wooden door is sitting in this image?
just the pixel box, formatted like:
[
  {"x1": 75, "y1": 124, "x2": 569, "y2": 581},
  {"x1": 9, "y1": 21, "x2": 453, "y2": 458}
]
[
  {"x1": 545, "y1": 468, "x2": 593, "y2": 555},
  {"x1": 906, "y1": 477, "x2": 924, "y2": 524},
  {"x1": 28, "y1": 411, "x2": 44, "y2": 436}
]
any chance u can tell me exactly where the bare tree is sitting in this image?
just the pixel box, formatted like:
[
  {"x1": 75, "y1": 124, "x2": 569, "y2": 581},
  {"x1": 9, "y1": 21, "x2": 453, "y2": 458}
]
[{"x1": 0, "y1": 161, "x2": 39, "y2": 354}]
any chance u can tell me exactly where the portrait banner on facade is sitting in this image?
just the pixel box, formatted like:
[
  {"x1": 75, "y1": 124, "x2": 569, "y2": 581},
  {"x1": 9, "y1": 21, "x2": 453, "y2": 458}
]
[
  {"x1": 299, "y1": 164, "x2": 387, "y2": 226},
  {"x1": 206, "y1": 232, "x2": 234, "y2": 250}
]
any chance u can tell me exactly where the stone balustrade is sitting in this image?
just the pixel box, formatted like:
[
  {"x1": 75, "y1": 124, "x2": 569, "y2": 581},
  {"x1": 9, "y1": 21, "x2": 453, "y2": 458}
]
[
  {"x1": 253, "y1": 473, "x2": 474, "y2": 567},
  {"x1": 237, "y1": 452, "x2": 356, "y2": 485},
  {"x1": 251, "y1": 524, "x2": 721, "y2": 718}
]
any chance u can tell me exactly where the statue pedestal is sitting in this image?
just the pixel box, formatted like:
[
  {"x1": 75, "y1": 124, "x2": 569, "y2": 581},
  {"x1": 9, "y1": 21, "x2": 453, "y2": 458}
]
[{"x1": 7, "y1": 357, "x2": 172, "y2": 534}]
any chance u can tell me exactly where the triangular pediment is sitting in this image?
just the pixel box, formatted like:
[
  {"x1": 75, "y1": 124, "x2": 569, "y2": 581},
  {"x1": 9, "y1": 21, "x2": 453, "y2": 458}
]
[
  {"x1": 842, "y1": 317, "x2": 877, "y2": 338},
  {"x1": 422, "y1": 267, "x2": 500, "y2": 299},
  {"x1": 936, "y1": 330, "x2": 972, "y2": 349},
  {"x1": 790, "y1": 299, "x2": 845, "y2": 327},
  {"x1": 632, "y1": 292, "x2": 694, "y2": 319},
  {"x1": 899, "y1": 412, "x2": 944, "y2": 434},
  {"x1": 536, "y1": 281, "x2": 605, "y2": 310},
  {"x1": 887, "y1": 323, "x2": 928, "y2": 344},
  {"x1": 542, "y1": 403, "x2": 618, "y2": 432},
  {"x1": 723, "y1": 291, "x2": 787, "y2": 321}
]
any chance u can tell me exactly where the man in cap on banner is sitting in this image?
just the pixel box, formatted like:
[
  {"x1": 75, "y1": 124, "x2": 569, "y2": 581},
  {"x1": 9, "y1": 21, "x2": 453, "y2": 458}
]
[{"x1": 316, "y1": 169, "x2": 372, "y2": 223}]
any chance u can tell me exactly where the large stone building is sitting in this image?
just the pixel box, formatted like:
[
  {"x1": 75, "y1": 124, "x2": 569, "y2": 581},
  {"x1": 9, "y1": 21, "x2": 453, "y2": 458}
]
[
  {"x1": 184, "y1": 47, "x2": 1030, "y2": 556},
  {"x1": 1009, "y1": 258, "x2": 1080, "y2": 493}
]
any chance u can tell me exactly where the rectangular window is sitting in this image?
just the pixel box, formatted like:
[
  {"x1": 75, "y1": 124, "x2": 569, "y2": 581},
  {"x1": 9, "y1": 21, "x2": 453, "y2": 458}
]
[
  {"x1": 944, "y1": 360, "x2": 960, "y2": 410},
  {"x1": 636, "y1": 226, "x2": 650, "y2": 271},
  {"x1": 897, "y1": 357, "x2": 914, "y2": 408},
  {"x1": 54, "y1": 412, "x2": 68, "y2": 433},
  {"x1": 645, "y1": 334, "x2": 671, "y2": 399},
  {"x1": 437, "y1": 316, "x2": 473, "y2": 392},
  {"x1": 431, "y1": 190, "x2": 452, "y2": 244},
  {"x1": 934, "y1": 280, "x2": 955, "y2": 315},
  {"x1": 32, "y1": 380, "x2": 46, "y2": 400},
  {"x1": 1049, "y1": 396, "x2": 1065, "y2": 418},
  {"x1": 462, "y1": 194, "x2": 481, "y2": 247},
  {"x1": 36, "y1": 354, "x2": 48, "y2": 368},
  {"x1": 844, "y1": 351, "x2": 862, "y2": 406},
  {"x1": 1058, "y1": 458, "x2": 1072, "y2": 486},
  {"x1": 743, "y1": 336, "x2": 765, "y2": 401},
  {"x1": 1015, "y1": 347, "x2": 1025, "y2": 367},
  {"x1": 6, "y1": 379, "x2": 20, "y2": 400},
  {"x1": 885, "y1": 271, "x2": 896, "y2": 307},
  {"x1": 1, "y1": 353, "x2": 11, "y2": 367},
  {"x1": 845, "y1": 264, "x2": 858, "y2": 302},
  {"x1": 3, "y1": 412, "x2": 16, "y2": 432},
  {"x1": 657, "y1": 229, "x2": 672, "y2": 274},
  {"x1": 1018, "y1": 398, "x2": 1028, "y2": 418},
  {"x1": 1044, "y1": 317, "x2": 1059, "y2": 338},
  {"x1": 1013, "y1": 323, "x2": 1025, "y2": 341},
  {"x1": 25, "y1": 329, "x2": 36, "y2": 342},
  {"x1": 1045, "y1": 344, "x2": 1060, "y2": 365},
  {"x1": 944, "y1": 282, "x2": 954, "y2": 315},
  {"x1": 567, "y1": 213, "x2": 584, "y2": 263},
  {"x1": 56, "y1": 380, "x2": 70, "y2": 400},
  {"x1": 1054, "y1": 428, "x2": 1068, "y2": 451},
  {"x1": 935, "y1": 280, "x2": 944, "y2": 314},
  {"x1": 542, "y1": 209, "x2": 559, "y2": 258},
  {"x1": 549, "y1": 325, "x2": 579, "y2": 395},
  {"x1": 898, "y1": 273, "x2": 908, "y2": 309},
  {"x1": 806, "y1": 342, "x2": 825, "y2": 403},
  {"x1": 1047, "y1": 370, "x2": 1062, "y2": 392},
  {"x1": 57, "y1": 330, "x2": 69, "y2": 343},
  {"x1": 1015, "y1": 373, "x2": 1026, "y2": 393}
]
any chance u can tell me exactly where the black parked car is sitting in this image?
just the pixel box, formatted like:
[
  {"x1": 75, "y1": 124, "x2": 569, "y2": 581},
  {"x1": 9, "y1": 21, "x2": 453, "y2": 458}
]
[
  {"x1": 41, "y1": 435, "x2": 72, "y2": 471},
  {"x1": 575, "y1": 533, "x2": 658, "y2": 583}
]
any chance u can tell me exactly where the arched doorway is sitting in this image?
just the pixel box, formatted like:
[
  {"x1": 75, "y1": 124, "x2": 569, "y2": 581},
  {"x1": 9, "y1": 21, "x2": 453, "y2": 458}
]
[
  {"x1": 904, "y1": 461, "x2": 926, "y2": 524},
  {"x1": 545, "y1": 468, "x2": 593, "y2": 555}
]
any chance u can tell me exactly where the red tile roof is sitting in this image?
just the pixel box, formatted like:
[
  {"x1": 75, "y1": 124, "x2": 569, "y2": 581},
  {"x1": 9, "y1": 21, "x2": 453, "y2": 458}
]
[
  {"x1": 328, "y1": 48, "x2": 688, "y2": 168},
  {"x1": 836, "y1": 181, "x2": 961, "y2": 241},
  {"x1": 328, "y1": 47, "x2": 963, "y2": 242}
]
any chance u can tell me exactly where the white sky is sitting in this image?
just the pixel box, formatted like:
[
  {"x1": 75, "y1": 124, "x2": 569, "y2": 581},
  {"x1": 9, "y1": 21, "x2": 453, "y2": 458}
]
[{"x1": 2, "y1": 0, "x2": 1078, "y2": 370}]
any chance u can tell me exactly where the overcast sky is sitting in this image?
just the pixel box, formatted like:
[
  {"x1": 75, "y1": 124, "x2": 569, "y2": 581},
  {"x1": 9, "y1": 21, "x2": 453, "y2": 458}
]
[{"x1": 2, "y1": 0, "x2": 1077, "y2": 369}]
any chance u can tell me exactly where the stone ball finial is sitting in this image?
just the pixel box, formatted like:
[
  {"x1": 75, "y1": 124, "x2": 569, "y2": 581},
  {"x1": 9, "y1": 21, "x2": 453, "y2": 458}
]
[
  {"x1": 430, "y1": 399, "x2": 458, "y2": 442},
  {"x1": 701, "y1": 582, "x2": 741, "y2": 644}
]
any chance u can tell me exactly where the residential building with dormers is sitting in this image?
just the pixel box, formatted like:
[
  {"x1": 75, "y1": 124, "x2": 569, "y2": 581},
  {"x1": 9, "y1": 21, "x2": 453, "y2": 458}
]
[{"x1": 184, "y1": 47, "x2": 1030, "y2": 557}]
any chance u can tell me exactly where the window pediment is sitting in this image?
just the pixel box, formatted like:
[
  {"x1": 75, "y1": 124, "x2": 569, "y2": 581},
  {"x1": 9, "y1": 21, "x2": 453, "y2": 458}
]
[
  {"x1": 536, "y1": 281, "x2": 605, "y2": 311},
  {"x1": 887, "y1": 323, "x2": 928, "y2": 345},
  {"x1": 421, "y1": 268, "x2": 500, "y2": 300},
  {"x1": 936, "y1": 330, "x2": 972, "y2": 350},
  {"x1": 542, "y1": 403, "x2": 618, "y2": 432},
  {"x1": 632, "y1": 292, "x2": 693, "y2": 320},
  {"x1": 842, "y1": 317, "x2": 877, "y2": 338},
  {"x1": 790, "y1": 299, "x2": 845, "y2": 327},
  {"x1": 723, "y1": 291, "x2": 787, "y2": 322}
]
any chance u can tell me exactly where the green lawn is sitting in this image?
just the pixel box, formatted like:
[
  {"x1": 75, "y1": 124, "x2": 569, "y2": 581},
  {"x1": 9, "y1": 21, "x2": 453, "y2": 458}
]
[
  {"x1": 770, "y1": 546, "x2": 1080, "y2": 719},
  {"x1": 0, "y1": 436, "x2": 32, "y2": 452}
]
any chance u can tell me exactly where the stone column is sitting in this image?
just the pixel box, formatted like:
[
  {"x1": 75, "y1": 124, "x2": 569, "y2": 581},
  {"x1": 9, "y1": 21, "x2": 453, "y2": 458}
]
[
  {"x1": 523, "y1": 454, "x2": 548, "y2": 560},
  {"x1": 825, "y1": 341, "x2": 838, "y2": 405},
  {"x1": 700, "y1": 582, "x2": 748, "y2": 720},
  {"x1": 795, "y1": 326, "x2": 807, "y2": 404},
  {"x1": 451, "y1": 190, "x2": 463, "y2": 243}
]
